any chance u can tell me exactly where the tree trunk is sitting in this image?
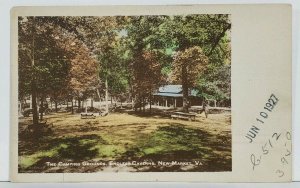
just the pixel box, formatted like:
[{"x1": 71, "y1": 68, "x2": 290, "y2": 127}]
[
  {"x1": 67, "y1": 100, "x2": 69, "y2": 108},
  {"x1": 133, "y1": 95, "x2": 137, "y2": 112},
  {"x1": 149, "y1": 94, "x2": 152, "y2": 114},
  {"x1": 55, "y1": 101, "x2": 58, "y2": 112},
  {"x1": 139, "y1": 96, "x2": 141, "y2": 112},
  {"x1": 96, "y1": 88, "x2": 101, "y2": 101},
  {"x1": 31, "y1": 17, "x2": 39, "y2": 125},
  {"x1": 31, "y1": 81, "x2": 39, "y2": 125},
  {"x1": 105, "y1": 78, "x2": 109, "y2": 113},
  {"x1": 71, "y1": 99, "x2": 74, "y2": 114},
  {"x1": 36, "y1": 97, "x2": 40, "y2": 115},
  {"x1": 40, "y1": 98, "x2": 44, "y2": 121},
  {"x1": 131, "y1": 84, "x2": 134, "y2": 110},
  {"x1": 142, "y1": 97, "x2": 145, "y2": 112},
  {"x1": 85, "y1": 100, "x2": 87, "y2": 113},
  {"x1": 132, "y1": 98, "x2": 134, "y2": 110},
  {"x1": 182, "y1": 65, "x2": 189, "y2": 113},
  {"x1": 18, "y1": 101, "x2": 22, "y2": 116},
  {"x1": 78, "y1": 99, "x2": 81, "y2": 109},
  {"x1": 91, "y1": 98, "x2": 94, "y2": 108},
  {"x1": 30, "y1": 95, "x2": 32, "y2": 109}
]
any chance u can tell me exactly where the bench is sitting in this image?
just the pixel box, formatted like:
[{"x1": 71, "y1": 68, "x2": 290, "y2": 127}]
[
  {"x1": 171, "y1": 112, "x2": 196, "y2": 121},
  {"x1": 81, "y1": 113, "x2": 96, "y2": 119}
]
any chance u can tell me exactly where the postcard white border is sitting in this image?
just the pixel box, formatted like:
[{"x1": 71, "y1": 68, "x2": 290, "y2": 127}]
[{"x1": 9, "y1": 4, "x2": 292, "y2": 183}]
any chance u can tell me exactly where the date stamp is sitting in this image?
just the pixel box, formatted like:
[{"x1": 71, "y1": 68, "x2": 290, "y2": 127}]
[{"x1": 245, "y1": 94, "x2": 279, "y2": 143}]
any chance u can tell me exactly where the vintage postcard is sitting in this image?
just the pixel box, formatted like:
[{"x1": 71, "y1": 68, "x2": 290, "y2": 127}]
[{"x1": 10, "y1": 5, "x2": 292, "y2": 182}]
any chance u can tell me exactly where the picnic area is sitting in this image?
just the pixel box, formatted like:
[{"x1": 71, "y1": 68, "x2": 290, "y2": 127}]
[
  {"x1": 18, "y1": 107, "x2": 231, "y2": 172},
  {"x1": 18, "y1": 15, "x2": 231, "y2": 172}
]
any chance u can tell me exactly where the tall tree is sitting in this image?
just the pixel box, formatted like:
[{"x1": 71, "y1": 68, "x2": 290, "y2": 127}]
[
  {"x1": 18, "y1": 16, "x2": 100, "y2": 123},
  {"x1": 172, "y1": 46, "x2": 209, "y2": 112},
  {"x1": 97, "y1": 35, "x2": 129, "y2": 112},
  {"x1": 65, "y1": 38, "x2": 100, "y2": 113},
  {"x1": 164, "y1": 15, "x2": 231, "y2": 111},
  {"x1": 131, "y1": 50, "x2": 165, "y2": 112},
  {"x1": 124, "y1": 16, "x2": 170, "y2": 111},
  {"x1": 19, "y1": 16, "x2": 72, "y2": 123}
]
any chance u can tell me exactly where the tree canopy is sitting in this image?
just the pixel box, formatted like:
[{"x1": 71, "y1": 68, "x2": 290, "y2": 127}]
[{"x1": 18, "y1": 14, "x2": 231, "y2": 123}]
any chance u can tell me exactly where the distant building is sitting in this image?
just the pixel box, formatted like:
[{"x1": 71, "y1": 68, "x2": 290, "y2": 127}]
[{"x1": 152, "y1": 85, "x2": 202, "y2": 108}]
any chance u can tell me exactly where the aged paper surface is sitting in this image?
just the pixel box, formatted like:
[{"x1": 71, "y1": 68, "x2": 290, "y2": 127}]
[{"x1": 10, "y1": 5, "x2": 292, "y2": 182}]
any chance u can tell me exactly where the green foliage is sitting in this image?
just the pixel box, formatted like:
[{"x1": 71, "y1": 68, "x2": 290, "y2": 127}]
[
  {"x1": 18, "y1": 17, "x2": 73, "y2": 102},
  {"x1": 18, "y1": 14, "x2": 231, "y2": 115},
  {"x1": 123, "y1": 15, "x2": 231, "y2": 107},
  {"x1": 196, "y1": 63, "x2": 231, "y2": 104},
  {"x1": 97, "y1": 35, "x2": 131, "y2": 99}
]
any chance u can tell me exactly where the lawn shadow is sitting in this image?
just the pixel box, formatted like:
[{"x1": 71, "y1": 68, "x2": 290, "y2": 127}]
[
  {"x1": 117, "y1": 123, "x2": 232, "y2": 172},
  {"x1": 18, "y1": 114, "x2": 231, "y2": 173},
  {"x1": 18, "y1": 121, "x2": 56, "y2": 157},
  {"x1": 18, "y1": 134, "x2": 106, "y2": 173},
  {"x1": 127, "y1": 108, "x2": 174, "y2": 119}
]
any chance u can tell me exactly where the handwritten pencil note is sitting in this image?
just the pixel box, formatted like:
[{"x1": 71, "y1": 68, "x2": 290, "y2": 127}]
[
  {"x1": 250, "y1": 131, "x2": 292, "y2": 178},
  {"x1": 241, "y1": 93, "x2": 292, "y2": 180}
]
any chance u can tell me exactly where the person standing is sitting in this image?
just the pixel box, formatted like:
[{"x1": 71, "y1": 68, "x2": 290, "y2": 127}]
[{"x1": 200, "y1": 98, "x2": 209, "y2": 118}]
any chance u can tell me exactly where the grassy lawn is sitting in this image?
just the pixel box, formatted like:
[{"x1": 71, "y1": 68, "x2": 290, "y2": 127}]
[{"x1": 18, "y1": 111, "x2": 231, "y2": 172}]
